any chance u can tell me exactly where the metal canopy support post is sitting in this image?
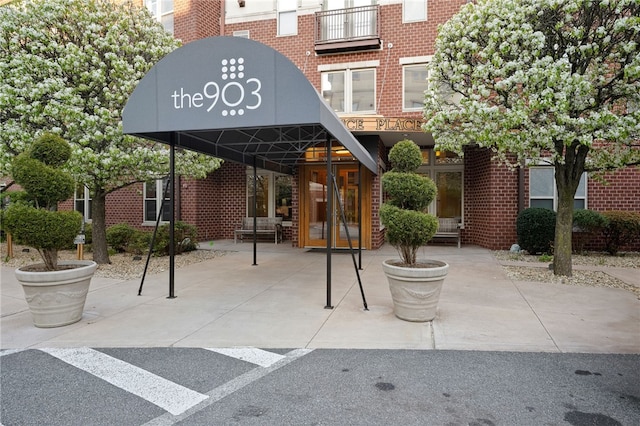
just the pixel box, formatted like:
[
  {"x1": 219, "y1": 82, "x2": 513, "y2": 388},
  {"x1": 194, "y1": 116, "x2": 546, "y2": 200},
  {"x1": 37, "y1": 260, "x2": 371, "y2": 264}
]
[
  {"x1": 358, "y1": 163, "x2": 362, "y2": 270},
  {"x1": 168, "y1": 137, "x2": 176, "y2": 299},
  {"x1": 252, "y1": 156, "x2": 258, "y2": 266},
  {"x1": 325, "y1": 135, "x2": 333, "y2": 309},
  {"x1": 331, "y1": 173, "x2": 368, "y2": 311}
]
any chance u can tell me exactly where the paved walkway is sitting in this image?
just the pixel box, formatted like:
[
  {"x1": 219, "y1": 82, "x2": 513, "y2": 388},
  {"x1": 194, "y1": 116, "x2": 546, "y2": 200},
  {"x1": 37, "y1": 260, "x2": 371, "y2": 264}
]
[{"x1": 1, "y1": 242, "x2": 638, "y2": 353}]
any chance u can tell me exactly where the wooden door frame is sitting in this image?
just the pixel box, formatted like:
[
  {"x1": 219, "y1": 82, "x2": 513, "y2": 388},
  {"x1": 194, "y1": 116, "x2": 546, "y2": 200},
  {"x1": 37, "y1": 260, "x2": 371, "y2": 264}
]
[{"x1": 298, "y1": 163, "x2": 371, "y2": 249}]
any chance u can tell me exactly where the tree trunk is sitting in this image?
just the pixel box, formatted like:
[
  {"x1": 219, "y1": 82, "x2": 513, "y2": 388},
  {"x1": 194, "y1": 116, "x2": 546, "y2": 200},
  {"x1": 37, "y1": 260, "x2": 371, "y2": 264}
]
[
  {"x1": 552, "y1": 141, "x2": 588, "y2": 277},
  {"x1": 553, "y1": 176, "x2": 575, "y2": 277},
  {"x1": 91, "y1": 191, "x2": 111, "y2": 264},
  {"x1": 39, "y1": 248, "x2": 58, "y2": 271}
]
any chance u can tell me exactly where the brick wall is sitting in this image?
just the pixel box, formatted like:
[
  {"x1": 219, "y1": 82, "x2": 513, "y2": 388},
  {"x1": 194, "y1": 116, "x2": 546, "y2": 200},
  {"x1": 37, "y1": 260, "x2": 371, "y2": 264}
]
[
  {"x1": 224, "y1": 1, "x2": 467, "y2": 113},
  {"x1": 174, "y1": 0, "x2": 221, "y2": 43},
  {"x1": 179, "y1": 176, "x2": 219, "y2": 241},
  {"x1": 105, "y1": 184, "x2": 145, "y2": 230},
  {"x1": 588, "y1": 168, "x2": 640, "y2": 212},
  {"x1": 464, "y1": 147, "x2": 520, "y2": 250},
  {"x1": 370, "y1": 138, "x2": 387, "y2": 250},
  {"x1": 202, "y1": 162, "x2": 247, "y2": 240}
]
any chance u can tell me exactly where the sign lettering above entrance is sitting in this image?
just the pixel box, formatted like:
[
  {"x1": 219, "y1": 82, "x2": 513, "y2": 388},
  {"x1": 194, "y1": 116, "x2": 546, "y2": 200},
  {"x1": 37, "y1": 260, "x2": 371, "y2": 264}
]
[
  {"x1": 170, "y1": 57, "x2": 263, "y2": 117},
  {"x1": 341, "y1": 117, "x2": 424, "y2": 132}
]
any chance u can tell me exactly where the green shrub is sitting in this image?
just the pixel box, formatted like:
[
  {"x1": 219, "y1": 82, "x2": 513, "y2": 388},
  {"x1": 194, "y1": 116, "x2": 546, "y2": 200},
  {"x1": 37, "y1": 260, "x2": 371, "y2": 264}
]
[
  {"x1": 106, "y1": 223, "x2": 139, "y2": 253},
  {"x1": 572, "y1": 209, "x2": 609, "y2": 254},
  {"x1": 152, "y1": 221, "x2": 198, "y2": 255},
  {"x1": 601, "y1": 211, "x2": 640, "y2": 255},
  {"x1": 381, "y1": 171, "x2": 437, "y2": 211},
  {"x1": 516, "y1": 207, "x2": 556, "y2": 254},
  {"x1": 380, "y1": 204, "x2": 439, "y2": 249},
  {"x1": 11, "y1": 146, "x2": 74, "y2": 208},
  {"x1": 4, "y1": 202, "x2": 81, "y2": 253},
  {"x1": 380, "y1": 139, "x2": 439, "y2": 265},
  {"x1": 4, "y1": 190, "x2": 29, "y2": 204},
  {"x1": 28, "y1": 132, "x2": 72, "y2": 167},
  {"x1": 3, "y1": 133, "x2": 79, "y2": 270},
  {"x1": 129, "y1": 231, "x2": 152, "y2": 255}
]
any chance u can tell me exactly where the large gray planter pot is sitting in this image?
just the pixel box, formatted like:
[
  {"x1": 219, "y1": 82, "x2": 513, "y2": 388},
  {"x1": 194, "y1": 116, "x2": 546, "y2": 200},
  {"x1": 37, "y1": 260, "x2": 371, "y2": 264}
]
[
  {"x1": 382, "y1": 259, "x2": 449, "y2": 322},
  {"x1": 15, "y1": 260, "x2": 97, "y2": 328}
]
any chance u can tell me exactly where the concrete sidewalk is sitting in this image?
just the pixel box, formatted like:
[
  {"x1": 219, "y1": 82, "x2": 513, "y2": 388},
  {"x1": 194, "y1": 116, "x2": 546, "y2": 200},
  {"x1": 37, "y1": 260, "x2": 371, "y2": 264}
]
[{"x1": 1, "y1": 242, "x2": 638, "y2": 353}]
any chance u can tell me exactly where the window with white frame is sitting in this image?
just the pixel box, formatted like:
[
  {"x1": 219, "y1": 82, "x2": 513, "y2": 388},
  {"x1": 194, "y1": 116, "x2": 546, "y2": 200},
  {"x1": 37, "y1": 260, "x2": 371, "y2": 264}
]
[
  {"x1": 145, "y1": 0, "x2": 174, "y2": 34},
  {"x1": 74, "y1": 184, "x2": 92, "y2": 222},
  {"x1": 529, "y1": 167, "x2": 587, "y2": 210},
  {"x1": 144, "y1": 177, "x2": 171, "y2": 223},
  {"x1": 277, "y1": 0, "x2": 297, "y2": 36},
  {"x1": 403, "y1": 0, "x2": 427, "y2": 23},
  {"x1": 246, "y1": 169, "x2": 292, "y2": 221},
  {"x1": 403, "y1": 64, "x2": 428, "y2": 111},
  {"x1": 321, "y1": 68, "x2": 376, "y2": 114}
]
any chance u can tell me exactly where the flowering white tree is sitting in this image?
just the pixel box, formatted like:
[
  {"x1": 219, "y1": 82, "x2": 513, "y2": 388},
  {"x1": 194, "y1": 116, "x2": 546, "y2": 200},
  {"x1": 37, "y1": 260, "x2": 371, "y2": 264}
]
[
  {"x1": 424, "y1": 0, "x2": 640, "y2": 276},
  {"x1": 0, "y1": 0, "x2": 222, "y2": 264}
]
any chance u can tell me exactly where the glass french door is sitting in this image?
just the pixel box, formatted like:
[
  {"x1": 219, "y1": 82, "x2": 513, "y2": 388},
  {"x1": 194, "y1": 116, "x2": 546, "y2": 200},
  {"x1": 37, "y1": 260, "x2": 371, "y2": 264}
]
[
  {"x1": 435, "y1": 171, "x2": 462, "y2": 219},
  {"x1": 304, "y1": 165, "x2": 362, "y2": 248}
]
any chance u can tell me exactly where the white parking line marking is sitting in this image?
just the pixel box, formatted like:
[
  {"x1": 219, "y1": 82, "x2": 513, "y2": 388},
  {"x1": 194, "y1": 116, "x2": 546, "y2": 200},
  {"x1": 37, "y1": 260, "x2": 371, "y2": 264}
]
[
  {"x1": 40, "y1": 348, "x2": 208, "y2": 415},
  {"x1": 0, "y1": 349, "x2": 24, "y2": 357},
  {"x1": 205, "y1": 347, "x2": 286, "y2": 367},
  {"x1": 144, "y1": 348, "x2": 313, "y2": 425}
]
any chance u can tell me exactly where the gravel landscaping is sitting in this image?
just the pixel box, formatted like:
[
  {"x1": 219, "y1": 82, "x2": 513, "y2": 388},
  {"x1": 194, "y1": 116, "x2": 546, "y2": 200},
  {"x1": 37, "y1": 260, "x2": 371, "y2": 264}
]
[
  {"x1": 493, "y1": 250, "x2": 640, "y2": 298},
  {"x1": 1, "y1": 243, "x2": 226, "y2": 281}
]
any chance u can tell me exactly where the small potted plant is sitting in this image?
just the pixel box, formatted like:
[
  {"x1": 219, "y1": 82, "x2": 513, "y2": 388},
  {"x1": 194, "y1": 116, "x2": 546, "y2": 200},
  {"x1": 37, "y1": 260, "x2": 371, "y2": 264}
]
[
  {"x1": 380, "y1": 139, "x2": 448, "y2": 321},
  {"x1": 3, "y1": 133, "x2": 97, "y2": 328}
]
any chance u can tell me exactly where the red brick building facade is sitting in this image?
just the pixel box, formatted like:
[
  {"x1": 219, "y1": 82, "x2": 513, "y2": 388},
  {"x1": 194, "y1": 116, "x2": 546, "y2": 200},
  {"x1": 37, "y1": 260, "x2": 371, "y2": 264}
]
[{"x1": 82, "y1": 0, "x2": 638, "y2": 251}]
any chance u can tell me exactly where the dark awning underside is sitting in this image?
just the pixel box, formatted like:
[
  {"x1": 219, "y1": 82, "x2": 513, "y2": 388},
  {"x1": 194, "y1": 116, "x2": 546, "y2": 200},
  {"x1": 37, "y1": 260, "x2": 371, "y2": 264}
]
[{"x1": 122, "y1": 36, "x2": 377, "y2": 175}]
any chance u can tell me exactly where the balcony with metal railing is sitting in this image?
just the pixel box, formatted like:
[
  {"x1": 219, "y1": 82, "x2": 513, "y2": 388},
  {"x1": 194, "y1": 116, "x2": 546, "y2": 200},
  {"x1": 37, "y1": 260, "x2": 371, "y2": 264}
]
[{"x1": 314, "y1": 5, "x2": 381, "y2": 54}]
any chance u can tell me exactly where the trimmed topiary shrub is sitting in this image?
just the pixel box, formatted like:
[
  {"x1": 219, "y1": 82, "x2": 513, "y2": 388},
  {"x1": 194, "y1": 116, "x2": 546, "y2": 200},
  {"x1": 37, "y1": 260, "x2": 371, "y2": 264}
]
[
  {"x1": 572, "y1": 209, "x2": 609, "y2": 254},
  {"x1": 516, "y1": 207, "x2": 556, "y2": 254},
  {"x1": 3, "y1": 133, "x2": 82, "y2": 270},
  {"x1": 380, "y1": 139, "x2": 439, "y2": 265},
  {"x1": 601, "y1": 211, "x2": 640, "y2": 255},
  {"x1": 152, "y1": 221, "x2": 198, "y2": 255}
]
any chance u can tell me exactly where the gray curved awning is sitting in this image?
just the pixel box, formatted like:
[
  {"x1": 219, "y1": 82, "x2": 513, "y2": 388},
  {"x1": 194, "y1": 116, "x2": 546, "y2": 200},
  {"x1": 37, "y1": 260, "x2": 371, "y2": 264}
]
[{"x1": 122, "y1": 36, "x2": 377, "y2": 175}]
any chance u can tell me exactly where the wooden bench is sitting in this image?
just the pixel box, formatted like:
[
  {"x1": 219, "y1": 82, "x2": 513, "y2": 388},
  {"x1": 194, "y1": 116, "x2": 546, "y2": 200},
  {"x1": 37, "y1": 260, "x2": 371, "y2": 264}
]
[
  {"x1": 433, "y1": 218, "x2": 461, "y2": 248},
  {"x1": 234, "y1": 217, "x2": 283, "y2": 244}
]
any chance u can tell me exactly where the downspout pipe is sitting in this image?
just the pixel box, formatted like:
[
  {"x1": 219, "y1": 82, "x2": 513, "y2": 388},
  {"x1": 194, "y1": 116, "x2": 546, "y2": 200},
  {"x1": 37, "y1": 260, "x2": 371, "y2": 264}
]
[{"x1": 518, "y1": 159, "x2": 525, "y2": 213}]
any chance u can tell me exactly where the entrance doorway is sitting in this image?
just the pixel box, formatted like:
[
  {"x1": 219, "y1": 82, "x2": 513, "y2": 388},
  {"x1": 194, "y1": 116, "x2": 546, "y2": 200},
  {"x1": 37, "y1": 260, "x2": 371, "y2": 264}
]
[{"x1": 300, "y1": 164, "x2": 371, "y2": 249}]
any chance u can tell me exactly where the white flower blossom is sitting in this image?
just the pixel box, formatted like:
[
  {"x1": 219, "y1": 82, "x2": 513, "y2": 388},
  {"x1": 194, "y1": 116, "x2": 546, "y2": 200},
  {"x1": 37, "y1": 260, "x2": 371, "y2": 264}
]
[
  {"x1": 1, "y1": 0, "x2": 222, "y2": 261},
  {"x1": 423, "y1": 0, "x2": 639, "y2": 276}
]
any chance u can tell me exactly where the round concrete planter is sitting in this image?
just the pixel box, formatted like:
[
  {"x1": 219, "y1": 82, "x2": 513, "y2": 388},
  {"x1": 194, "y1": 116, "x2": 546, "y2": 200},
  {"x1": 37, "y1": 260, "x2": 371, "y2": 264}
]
[
  {"x1": 382, "y1": 259, "x2": 449, "y2": 322},
  {"x1": 15, "y1": 260, "x2": 97, "y2": 328}
]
